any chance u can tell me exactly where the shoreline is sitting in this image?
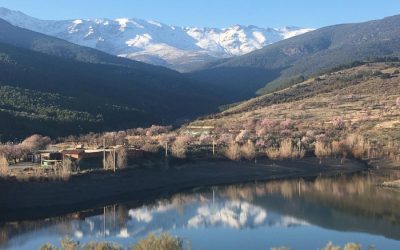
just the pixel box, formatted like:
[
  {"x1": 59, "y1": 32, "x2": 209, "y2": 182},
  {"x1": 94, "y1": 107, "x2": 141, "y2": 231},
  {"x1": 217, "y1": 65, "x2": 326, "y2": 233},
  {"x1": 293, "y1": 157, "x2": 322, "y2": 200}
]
[{"x1": 0, "y1": 157, "x2": 370, "y2": 221}]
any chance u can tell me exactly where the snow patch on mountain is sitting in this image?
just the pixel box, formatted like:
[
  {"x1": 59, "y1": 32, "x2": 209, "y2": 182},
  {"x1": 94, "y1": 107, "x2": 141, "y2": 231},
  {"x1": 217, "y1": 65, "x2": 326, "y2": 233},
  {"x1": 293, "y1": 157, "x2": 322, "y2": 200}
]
[{"x1": 0, "y1": 7, "x2": 314, "y2": 72}]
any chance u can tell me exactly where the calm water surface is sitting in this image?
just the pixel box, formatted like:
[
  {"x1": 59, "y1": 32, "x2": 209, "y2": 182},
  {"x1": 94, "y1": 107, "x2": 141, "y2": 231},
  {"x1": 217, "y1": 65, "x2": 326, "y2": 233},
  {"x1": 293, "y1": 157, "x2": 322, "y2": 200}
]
[{"x1": 2, "y1": 172, "x2": 400, "y2": 250}]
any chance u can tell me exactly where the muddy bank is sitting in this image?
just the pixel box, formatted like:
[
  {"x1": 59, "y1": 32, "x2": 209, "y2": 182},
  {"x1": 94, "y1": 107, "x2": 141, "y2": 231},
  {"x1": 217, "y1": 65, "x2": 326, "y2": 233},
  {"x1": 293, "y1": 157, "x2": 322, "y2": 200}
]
[{"x1": 0, "y1": 157, "x2": 369, "y2": 221}]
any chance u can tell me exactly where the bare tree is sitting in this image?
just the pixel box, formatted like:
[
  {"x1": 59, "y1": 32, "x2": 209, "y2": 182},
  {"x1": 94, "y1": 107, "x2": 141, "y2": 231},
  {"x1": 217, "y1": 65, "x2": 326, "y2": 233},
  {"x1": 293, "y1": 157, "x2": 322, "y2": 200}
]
[
  {"x1": 104, "y1": 153, "x2": 114, "y2": 170},
  {"x1": 21, "y1": 134, "x2": 51, "y2": 152},
  {"x1": 171, "y1": 135, "x2": 193, "y2": 158},
  {"x1": 116, "y1": 147, "x2": 128, "y2": 169},
  {"x1": 0, "y1": 154, "x2": 8, "y2": 177},
  {"x1": 241, "y1": 140, "x2": 256, "y2": 161},
  {"x1": 225, "y1": 140, "x2": 241, "y2": 161}
]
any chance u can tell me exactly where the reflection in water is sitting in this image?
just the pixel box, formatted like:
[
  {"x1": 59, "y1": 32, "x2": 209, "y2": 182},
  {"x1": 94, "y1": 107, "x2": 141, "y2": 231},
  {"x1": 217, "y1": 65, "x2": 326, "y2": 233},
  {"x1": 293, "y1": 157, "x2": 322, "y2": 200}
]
[{"x1": 1, "y1": 172, "x2": 400, "y2": 249}]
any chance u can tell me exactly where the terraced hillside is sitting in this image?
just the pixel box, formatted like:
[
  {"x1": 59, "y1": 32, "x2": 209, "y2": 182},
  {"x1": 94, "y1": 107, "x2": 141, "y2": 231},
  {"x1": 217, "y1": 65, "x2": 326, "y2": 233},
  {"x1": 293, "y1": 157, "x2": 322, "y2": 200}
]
[{"x1": 189, "y1": 62, "x2": 400, "y2": 164}]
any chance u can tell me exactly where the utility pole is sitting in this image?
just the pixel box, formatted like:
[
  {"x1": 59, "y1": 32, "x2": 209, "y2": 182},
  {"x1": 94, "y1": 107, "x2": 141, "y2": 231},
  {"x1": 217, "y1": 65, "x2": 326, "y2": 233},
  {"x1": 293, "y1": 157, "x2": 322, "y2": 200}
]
[
  {"x1": 165, "y1": 142, "x2": 168, "y2": 157},
  {"x1": 103, "y1": 138, "x2": 106, "y2": 169},
  {"x1": 113, "y1": 148, "x2": 116, "y2": 172},
  {"x1": 212, "y1": 138, "x2": 215, "y2": 156},
  {"x1": 103, "y1": 206, "x2": 106, "y2": 238}
]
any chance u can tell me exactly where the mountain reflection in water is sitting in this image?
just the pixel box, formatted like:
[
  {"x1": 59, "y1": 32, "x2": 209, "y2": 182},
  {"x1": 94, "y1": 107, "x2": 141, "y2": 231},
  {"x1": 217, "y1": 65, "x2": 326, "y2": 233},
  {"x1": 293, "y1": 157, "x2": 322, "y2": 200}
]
[{"x1": 1, "y1": 172, "x2": 400, "y2": 250}]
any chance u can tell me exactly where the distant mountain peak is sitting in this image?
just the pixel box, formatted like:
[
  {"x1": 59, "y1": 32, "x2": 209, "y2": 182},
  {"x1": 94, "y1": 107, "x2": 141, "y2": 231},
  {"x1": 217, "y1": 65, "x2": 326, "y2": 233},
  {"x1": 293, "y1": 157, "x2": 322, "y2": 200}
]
[{"x1": 0, "y1": 7, "x2": 313, "y2": 72}]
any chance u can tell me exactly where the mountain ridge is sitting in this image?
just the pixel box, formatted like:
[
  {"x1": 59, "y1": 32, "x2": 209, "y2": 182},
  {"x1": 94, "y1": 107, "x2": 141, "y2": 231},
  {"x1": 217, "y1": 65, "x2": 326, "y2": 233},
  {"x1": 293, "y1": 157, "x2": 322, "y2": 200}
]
[
  {"x1": 189, "y1": 14, "x2": 400, "y2": 97},
  {"x1": 0, "y1": 7, "x2": 313, "y2": 72},
  {"x1": 0, "y1": 21, "x2": 225, "y2": 140}
]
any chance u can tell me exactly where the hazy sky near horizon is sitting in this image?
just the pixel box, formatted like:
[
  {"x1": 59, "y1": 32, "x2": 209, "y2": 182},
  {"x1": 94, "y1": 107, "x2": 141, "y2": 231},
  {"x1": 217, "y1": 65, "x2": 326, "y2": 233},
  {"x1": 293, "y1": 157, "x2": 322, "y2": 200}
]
[{"x1": 0, "y1": 0, "x2": 399, "y2": 28}]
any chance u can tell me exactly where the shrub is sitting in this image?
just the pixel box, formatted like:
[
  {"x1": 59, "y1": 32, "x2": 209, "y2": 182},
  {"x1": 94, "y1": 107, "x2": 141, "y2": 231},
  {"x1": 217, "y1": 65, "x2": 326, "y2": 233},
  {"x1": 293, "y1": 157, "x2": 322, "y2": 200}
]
[
  {"x1": 83, "y1": 241, "x2": 122, "y2": 250},
  {"x1": 225, "y1": 140, "x2": 241, "y2": 161},
  {"x1": 266, "y1": 147, "x2": 280, "y2": 160},
  {"x1": 315, "y1": 141, "x2": 332, "y2": 163},
  {"x1": 41, "y1": 238, "x2": 123, "y2": 250},
  {"x1": 127, "y1": 136, "x2": 145, "y2": 148},
  {"x1": 322, "y1": 241, "x2": 340, "y2": 250},
  {"x1": 241, "y1": 140, "x2": 256, "y2": 160},
  {"x1": 141, "y1": 142, "x2": 160, "y2": 153},
  {"x1": 345, "y1": 133, "x2": 367, "y2": 159},
  {"x1": 132, "y1": 233, "x2": 185, "y2": 250},
  {"x1": 61, "y1": 237, "x2": 79, "y2": 250},
  {"x1": 280, "y1": 119, "x2": 295, "y2": 130},
  {"x1": 278, "y1": 139, "x2": 292, "y2": 158},
  {"x1": 266, "y1": 139, "x2": 305, "y2": 160},
  {"x1": 39, "y1": 243, "x2": 59, "y2": 250},
  {"x1": 261, "y1": 118, "x2": 277, "y2": 131},
  {"x1": 343, "y1": 243, "x2": 361, "y2": 250},
  {"x1": 332, "y1": 116, "x2": 345, "y2": 130}
]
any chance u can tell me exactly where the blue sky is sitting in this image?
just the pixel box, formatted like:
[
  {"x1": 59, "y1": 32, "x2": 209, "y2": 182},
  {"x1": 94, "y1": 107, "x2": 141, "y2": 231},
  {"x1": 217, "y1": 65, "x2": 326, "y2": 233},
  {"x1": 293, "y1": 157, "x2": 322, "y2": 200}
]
[{"x1": 0, "y1": 0, "x2": 399, "y2": 28}]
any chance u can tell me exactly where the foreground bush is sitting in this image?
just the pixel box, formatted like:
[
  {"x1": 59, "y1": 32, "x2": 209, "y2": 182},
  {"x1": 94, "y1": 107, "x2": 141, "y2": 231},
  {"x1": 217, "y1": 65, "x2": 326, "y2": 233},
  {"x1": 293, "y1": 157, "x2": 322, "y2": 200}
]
[
  {"x1": 39, "y1": 233, "x2": 185, "y2": 250},
  {"x1": 322, "y1": 241, "x2": 363, "y2": 250},
  {"x1": 132, "y1": 233, "x2": 185, "y2": 250}
]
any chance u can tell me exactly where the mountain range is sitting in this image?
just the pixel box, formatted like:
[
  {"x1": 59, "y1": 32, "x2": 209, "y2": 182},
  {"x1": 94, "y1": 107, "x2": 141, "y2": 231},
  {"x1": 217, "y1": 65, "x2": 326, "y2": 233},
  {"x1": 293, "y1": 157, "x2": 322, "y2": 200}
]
[
  {"x1": 190, "y1": 14, "x2": 400, "y2": 97},
  {"x1": 0, "y1": 7, "x2": 312, "y2": 72}
]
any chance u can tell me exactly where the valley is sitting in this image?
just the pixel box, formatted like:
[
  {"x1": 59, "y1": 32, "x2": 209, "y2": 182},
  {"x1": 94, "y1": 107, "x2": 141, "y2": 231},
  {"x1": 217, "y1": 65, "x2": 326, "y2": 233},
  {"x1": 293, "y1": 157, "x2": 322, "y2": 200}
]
[{"x1": 0, "y1": 4, "x2": 399, "y2": 250}]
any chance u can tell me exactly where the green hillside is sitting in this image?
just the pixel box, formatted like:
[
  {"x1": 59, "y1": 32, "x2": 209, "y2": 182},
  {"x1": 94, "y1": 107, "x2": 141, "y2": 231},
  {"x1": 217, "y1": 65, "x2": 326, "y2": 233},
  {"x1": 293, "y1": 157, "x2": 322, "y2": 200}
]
[{"x1": 0, "y1": 41, "x2": 219, "y2": 140}]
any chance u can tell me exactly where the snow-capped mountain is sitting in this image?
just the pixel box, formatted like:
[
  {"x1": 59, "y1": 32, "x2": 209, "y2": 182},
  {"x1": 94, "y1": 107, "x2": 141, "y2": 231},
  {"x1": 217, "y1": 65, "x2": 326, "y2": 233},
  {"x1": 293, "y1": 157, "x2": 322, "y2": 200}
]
[{"x1": 0, "y1": 7, "x2": 313, "y2": 72}]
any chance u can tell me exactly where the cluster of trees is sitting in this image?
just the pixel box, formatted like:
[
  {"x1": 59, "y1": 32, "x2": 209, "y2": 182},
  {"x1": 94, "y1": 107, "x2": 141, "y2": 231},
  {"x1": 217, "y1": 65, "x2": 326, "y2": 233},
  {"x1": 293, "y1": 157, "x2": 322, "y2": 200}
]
[
  {"x1": 61, "y1": 112, "x2": 362, "y2": 163},
  {"x1": 0, "y1": 134, "x2": 51, "y2": 163}
]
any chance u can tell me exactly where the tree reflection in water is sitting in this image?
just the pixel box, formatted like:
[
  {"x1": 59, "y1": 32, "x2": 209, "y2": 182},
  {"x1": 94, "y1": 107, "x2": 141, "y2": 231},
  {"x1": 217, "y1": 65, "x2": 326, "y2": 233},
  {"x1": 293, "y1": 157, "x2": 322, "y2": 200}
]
[{"x1": 1, "y1": 171, "x2": 400, "y2": 249}]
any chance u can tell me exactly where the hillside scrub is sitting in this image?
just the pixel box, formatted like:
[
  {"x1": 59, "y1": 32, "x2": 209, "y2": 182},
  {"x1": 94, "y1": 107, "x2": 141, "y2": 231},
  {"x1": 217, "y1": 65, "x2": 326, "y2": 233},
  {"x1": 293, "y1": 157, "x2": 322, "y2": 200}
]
[
  {"x1": 189, "y1": 63, "x2": 400, "y2": 165},
  {"x1": 2, "y1": 63, "x2": 399, "y2": 173}
]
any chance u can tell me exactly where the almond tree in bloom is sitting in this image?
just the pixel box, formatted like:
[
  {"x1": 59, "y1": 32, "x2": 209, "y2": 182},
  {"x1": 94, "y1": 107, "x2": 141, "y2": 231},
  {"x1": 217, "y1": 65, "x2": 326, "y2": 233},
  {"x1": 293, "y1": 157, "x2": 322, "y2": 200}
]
[
  {"x1": 235, "y1": 130, "x2": 250, "y2": 143},
  {"x1": 332, "y1": 116, "x2": 345, "y2": 130},
  {"x1": 217, "y1": 133, "x2": 233, "y2": 146},
  {"x1": 280, "y1": 118, "x2": 295, "y2": 130},
  {"x1": 145, "y1": 125, "x2": 172, "y2": 137},
  {"x1": 199, "y1": 134, "x2": 212, "y2": 145},
  {"x1": 261, "y1": 118, "x2": 277, "y2": 131},
  {"x1": 21, "y1": 134, "x2": 51, "y2": 152}
]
